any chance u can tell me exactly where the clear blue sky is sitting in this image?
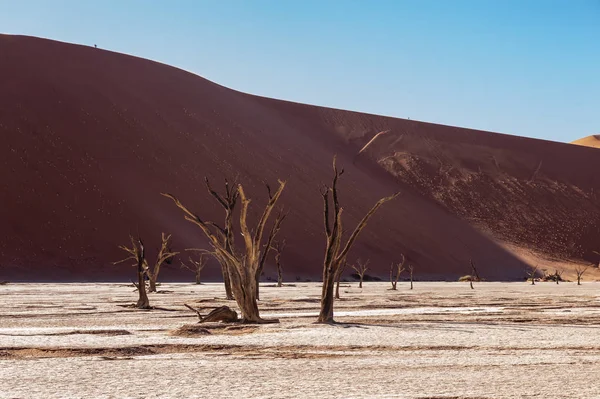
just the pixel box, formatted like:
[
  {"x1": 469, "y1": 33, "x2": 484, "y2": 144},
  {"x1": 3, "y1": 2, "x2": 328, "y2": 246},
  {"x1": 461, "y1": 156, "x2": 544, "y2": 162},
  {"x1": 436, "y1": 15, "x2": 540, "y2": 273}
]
[{"x1": 1, "y1": 0, "x2": 598, "y2": 142}]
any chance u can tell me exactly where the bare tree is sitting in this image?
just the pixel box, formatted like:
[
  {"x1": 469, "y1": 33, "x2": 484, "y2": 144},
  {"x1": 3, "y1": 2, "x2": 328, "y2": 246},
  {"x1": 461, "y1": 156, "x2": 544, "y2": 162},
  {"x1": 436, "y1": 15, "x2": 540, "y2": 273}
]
[
  {"x1": 352, "y1": 258, "x2": 370, "y2": 288},
  {"x1": 526, "y1": 265, "x2": 538, "y2": 285},
  {"x1": 408, "y1": 264, "x2": 414, "y2": 290},
  {"x1": 181, "y1": 252, "x2": 209, "y2": 285},
  {"x1": 203, "y1": 178, "x2": 239, "y2": 300},
  {"x1": 271, "y1": 240, "x2": 286, "y2": 287},
  {"x1": 147, "y1": 232, "x2": 179, "y2": 292},
  {"x1": 162, "y1": 179, "x2": 286, "y2": 323},
  {"x1": 554, "y1": 269, "x2": 563, "y2": 285},
  {"x1": 575, "y1": 266, "x2": 588, "y2": 285},
  {"x1": 318, "y1": 156, "x2": 399, "y2": 323},
  {"x1": 390, "y1": 254, "x2": 406, "y2": 290},
  {"x1": 114, "y1": 236, "x2": 150, "y2": 309},
  {"x1": 465, "y1": 259, "x2": 481, "y2": 289}
]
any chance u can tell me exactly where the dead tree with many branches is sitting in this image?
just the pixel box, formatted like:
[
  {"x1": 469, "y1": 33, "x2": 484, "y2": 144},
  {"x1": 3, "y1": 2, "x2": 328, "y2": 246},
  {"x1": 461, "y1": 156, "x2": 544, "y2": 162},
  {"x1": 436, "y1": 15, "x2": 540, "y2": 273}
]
[
  {"x1": 163, "y1": 179, "x2": 286, "y2": 323},
  {"x1": 146, "y1": 233, "x2": 179, "y2": 292},
  {"x1": 526, "y1": 265, "x2": 538, "y2": 285},
  {"x1": 352, "y1": 259, "x2": 370, "y2": 288},
  {"x1": 575, "y1": 266, "x2": 588, "y2": 285},
  {"x1": 181, "y1": 251, "x2": 209, "y2": 284},
  {"x1": 114, "y1": 236, "x2": 150, "y2": 309},
  {"x1": 390, "y1": 254, "x2": 406, "y2": 290},
  {"x1": 318, "y1": 156, "x2": 399, "y2": 323}
]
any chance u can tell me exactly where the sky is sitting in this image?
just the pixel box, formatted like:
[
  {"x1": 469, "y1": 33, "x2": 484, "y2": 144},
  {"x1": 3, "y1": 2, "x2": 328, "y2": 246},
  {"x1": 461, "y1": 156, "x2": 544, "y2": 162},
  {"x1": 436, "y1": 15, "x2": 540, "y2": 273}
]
[{"x1": 0, "y1": 0, "x2": 598, "y2": 142}]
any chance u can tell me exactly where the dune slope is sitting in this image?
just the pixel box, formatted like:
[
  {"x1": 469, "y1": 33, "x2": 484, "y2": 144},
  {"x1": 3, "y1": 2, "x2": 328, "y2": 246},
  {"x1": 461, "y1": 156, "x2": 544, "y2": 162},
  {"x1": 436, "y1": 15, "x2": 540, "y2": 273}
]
[
  {"x1": 572, "y1": 135, "x2": 600, "y2": 149},
  {"x1": 1, "y1": 35, "x2": 599, "y2": 281}
]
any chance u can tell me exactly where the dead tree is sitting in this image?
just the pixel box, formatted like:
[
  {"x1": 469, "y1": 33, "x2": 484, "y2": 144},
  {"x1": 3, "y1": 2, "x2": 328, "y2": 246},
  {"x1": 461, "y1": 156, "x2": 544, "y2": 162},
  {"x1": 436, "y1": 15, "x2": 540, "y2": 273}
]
[
  {"x1": 181, "y1": 251, "x2": 209, "y2": 284},
  {"x1": 318, "y1": 156, "x2": 399, "y2": 323},
  {"x1": 554, "y1": 269, "x2": 563, "y2": 284},
  {"x1": 352, "y1": 258, "x2": 370, "y2": 288},
  {"x1": 271, "y1": 240, "x2": 286, "y2": 287},
  {"x1": 147, "y1": 232, "x2": 179, "y2": 292},
  {"x1": 114, "y1": 236, "x2": 150, "y2": 309},
  {"x1": 575, "y1": 266, "x2": 588, "y2": 285},
  {"x1": 184, "y1": 304, "x2": 239, "y2": 323},
  {"x1": 408, "y1": 264, "x2": 414, "y2": 290},
  {"x1": 526, "y1": 265, "x2": 538, "y2": 285},
  {"x1": 465, "y1": 259, "x2": 481, "y2": 289},
  {"x1": 390, "y1": 254, "x2": 406, "y2": 290},
  {"x1": 162, "y1": 179, "x2": 286, "y2": 323},
  {"x1": 203, "y1": 178, "x2": 238, "y2": 300}
]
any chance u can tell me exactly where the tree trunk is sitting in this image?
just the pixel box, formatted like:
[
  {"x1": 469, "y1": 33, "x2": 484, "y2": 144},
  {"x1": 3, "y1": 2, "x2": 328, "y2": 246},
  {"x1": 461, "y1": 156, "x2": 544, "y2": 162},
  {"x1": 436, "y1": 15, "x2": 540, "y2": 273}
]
[
  {"x1": 358, "y1": 277, "x2": 363, "y2": 289},
  {"x1": 318, "y1": 272, "x2": 336, "y2": 323},
  {"x1": 335, "y1": 279, "x2": 341, "y2": 299},
  {"x1": 229, "y1": 270, "x2": 262, "y2": 323},
  {"x1": 277, "y1": 263, "x2": 283, "y2": 287},
  {"x1": 410, "y1": 279, "x2": 413, "y2": 290},
  {"x1": 148, "y1": 277, "x2": 157, "y2": 293},
  {"x1": 222, "y1": 265, "x2": 234, "y2": 300},
  {"x1": 195, "y1": 268, "x2": 202, "y2": 285},
  {"x1": 470, "y1": 280, "x2": 474, "y2": 290},
  {"x1": 255, "y1": 273, "x2": 261, "y2": 301},
  {"x1": 577, "y1": 276, "x2": 581, "y2": 285},
  {"x1": 137, "y1": 259, "x2": 150, "y2": 309}
]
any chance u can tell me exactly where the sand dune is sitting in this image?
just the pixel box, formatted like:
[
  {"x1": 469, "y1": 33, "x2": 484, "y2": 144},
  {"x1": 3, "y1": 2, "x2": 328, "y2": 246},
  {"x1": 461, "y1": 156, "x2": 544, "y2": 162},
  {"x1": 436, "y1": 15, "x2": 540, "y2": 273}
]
[
  {"x1": 1, "y1": 35, "x2": 599, "y2": 281},
  {"x1": 572, "y1": 135, "x2": 600, "y2": 149}
]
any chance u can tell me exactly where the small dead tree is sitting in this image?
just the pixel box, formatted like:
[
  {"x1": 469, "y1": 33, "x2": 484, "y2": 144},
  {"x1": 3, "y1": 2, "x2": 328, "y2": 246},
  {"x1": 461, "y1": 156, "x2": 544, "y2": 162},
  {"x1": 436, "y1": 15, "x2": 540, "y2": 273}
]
[
  {"x1": 526, "y1": 265, "x2": 538, "y2": 285},
  {"x1": 352, "y1": 258, "x2": 370, "y2": 288},
  {"x1": 575, "y1": 266, "x2": 588, "y2": 285},
  {"x1": 271, "y1": 240, "x2": 286, "y2": 287},
  {"x1": 114, "y1": 236, "x2": 150, "y2": 309},
  {"x1": 408, "y1": 264, "x2": 414, "y2": 290},
  {"x1": 181, "y1": 252, "x2": 208, "y2": 284},
  {"x1": 163, "y1": 179, "x2": 286, "y2": 323},
  {"x1": 467, "y1": 259, "x2": 481, "y2": 289},
  {"x1": 390, "y1": 254, "x2": 406, "y2": 290},
  {"x1": 318, "y1": 156, "x2": 399, "y2": 323},
  {"x1": 147, "y1": 232, "x2": 179, "y2": 292},
  {"x1": 554, "y1": 269, "x2": 563, "y2": 285}
]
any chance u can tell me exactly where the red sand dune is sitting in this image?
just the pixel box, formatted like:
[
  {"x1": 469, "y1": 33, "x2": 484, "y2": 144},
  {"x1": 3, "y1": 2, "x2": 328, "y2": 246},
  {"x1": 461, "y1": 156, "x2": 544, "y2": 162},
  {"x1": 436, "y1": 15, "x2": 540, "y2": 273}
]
[{"x1": 1, "y1": 35, "x2": 599, "y2": 282}]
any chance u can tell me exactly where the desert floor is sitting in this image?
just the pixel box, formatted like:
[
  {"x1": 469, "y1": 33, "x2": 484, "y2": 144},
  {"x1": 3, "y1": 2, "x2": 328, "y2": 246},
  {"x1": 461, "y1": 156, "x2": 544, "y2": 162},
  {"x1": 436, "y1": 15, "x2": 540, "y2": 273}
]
[{"x1": 1, "y1": 281, "x2": 600, "y2": 398}]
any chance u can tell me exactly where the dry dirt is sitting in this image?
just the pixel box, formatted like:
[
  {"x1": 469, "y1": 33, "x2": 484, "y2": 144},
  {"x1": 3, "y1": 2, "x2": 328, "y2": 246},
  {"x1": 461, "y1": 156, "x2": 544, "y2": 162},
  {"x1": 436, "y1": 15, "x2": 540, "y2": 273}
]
[{"x1": 1, "y1": 282, "x2": 600, "y2": 398}]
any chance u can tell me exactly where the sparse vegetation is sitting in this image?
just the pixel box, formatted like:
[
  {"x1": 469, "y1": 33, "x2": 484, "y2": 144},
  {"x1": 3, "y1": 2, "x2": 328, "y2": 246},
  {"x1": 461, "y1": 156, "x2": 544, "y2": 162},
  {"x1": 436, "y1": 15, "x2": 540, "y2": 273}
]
[
  {"x1": 352, "y1": 259, "x2": 370, "y2": 288},
  {"x1": 114, "y1": 236, "x2": 150, "y2": 309},
  {"x1": 163, "y1": 179, "x2": 286, "y2": 323},
  {"x1": 271, "y1": 240, "x2": 286, "y2": 287},
  {"x1": 317, "y1": 156, "x2": 399, "y2": 323},
  {"x1": 146, "y1": 233, "x2": 179, "y2": 293},
  {"x1": 526, "y1": 265, "x2": 538, "y2": 285},
  {"x1": 575, "y1": 266, "x2": 588, "y2": 285},
  {"x1": 181, "y1": 251, "x2": 208, "y2": 285},
  {"x1": 390, "y1": 254, "x2": 406, "y2": 290}
]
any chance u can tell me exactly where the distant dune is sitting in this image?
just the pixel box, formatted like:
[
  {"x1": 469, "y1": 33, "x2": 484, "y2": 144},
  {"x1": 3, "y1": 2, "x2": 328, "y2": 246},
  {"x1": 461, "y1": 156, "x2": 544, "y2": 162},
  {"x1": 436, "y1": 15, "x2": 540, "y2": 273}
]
[
  {"x1": 1, "y1": 35, "x2": 599, "y2": 281},
  {"x1": 572, "y1": 135, "x2": 600, "y2": 149}
]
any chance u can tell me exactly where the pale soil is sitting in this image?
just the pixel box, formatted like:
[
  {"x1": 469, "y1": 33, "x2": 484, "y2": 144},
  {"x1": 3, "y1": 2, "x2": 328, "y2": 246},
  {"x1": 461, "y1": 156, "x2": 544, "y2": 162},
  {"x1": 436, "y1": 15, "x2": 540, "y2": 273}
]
[{"x1": 1, "y1": 282, "x2": 600, "y2": 398}]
